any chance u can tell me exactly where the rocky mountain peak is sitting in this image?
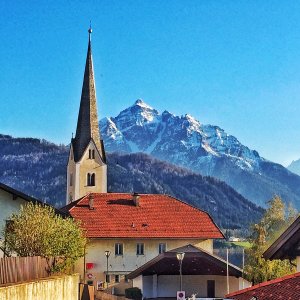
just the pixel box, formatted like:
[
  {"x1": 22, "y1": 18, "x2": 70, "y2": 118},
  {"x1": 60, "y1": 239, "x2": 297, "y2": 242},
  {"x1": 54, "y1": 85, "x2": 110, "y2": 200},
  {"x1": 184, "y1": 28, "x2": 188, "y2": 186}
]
[
  {"x1": 114, "y1": 100, "x2": 159, "y2": 130},
  {"x1": 100, "y1": 100, "x2": 262, "y2": 171}
]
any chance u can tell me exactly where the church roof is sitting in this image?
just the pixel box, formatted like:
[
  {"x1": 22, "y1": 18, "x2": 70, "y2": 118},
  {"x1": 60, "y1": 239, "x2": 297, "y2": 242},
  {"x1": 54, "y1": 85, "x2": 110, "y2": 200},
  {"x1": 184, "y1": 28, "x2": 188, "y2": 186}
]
[
  {"x1": 72, "y1": 29, "x2": 103, "y2": 162},
  {"x1": 62, "y1": 193, "x2": 224, "y2": 239}
]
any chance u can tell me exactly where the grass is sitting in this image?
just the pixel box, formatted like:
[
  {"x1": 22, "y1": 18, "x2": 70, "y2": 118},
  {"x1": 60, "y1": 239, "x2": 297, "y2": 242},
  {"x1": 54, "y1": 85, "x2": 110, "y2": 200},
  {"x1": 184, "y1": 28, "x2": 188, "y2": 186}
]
[
  {"x1": 231, "y1": 241, "x2": 252, "y2": 249},
  {"x1": 214, "y1": 240, "x2": 252, "y2": 249}
]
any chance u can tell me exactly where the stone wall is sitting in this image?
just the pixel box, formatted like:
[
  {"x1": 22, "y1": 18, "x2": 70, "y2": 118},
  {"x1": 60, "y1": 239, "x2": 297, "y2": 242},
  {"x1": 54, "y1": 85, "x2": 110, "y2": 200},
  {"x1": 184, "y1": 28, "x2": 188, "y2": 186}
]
[{"x1": 0, "y1": 274, "x2": 79, "y2": 300}]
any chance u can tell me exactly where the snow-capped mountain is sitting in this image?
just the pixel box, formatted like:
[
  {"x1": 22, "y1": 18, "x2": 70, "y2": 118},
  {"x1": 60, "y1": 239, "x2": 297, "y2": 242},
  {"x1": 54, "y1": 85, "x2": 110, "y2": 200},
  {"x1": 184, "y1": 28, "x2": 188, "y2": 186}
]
[
  {"x1": 101, "y1": 100, "x2": 260, "y2": 169},
  {"x1": 101, "y1": 99, "x2": 300, "y2": 208},
  {"x1": 288, "y1": 159, "x2": 300, "y2": 176}
]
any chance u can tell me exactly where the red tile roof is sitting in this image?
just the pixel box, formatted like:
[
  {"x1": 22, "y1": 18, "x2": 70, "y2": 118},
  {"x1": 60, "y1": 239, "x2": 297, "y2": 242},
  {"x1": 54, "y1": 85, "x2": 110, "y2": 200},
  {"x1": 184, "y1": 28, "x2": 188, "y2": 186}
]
[
  {"x1": 64, "y1": 193, "x2": 224, "y2": 239},
  {"x1": 226, "y1": 272, "x2": 300, "y2": 300}
]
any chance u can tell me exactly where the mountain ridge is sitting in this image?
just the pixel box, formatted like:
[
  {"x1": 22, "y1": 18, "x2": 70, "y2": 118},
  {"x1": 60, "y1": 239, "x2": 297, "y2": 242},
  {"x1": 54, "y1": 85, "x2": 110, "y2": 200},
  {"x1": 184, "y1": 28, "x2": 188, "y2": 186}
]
[
  {"x1": 100, "y1": 99, "x2": 300, "y2": 208},
  {"x1": 0, "y1": 133, "x2": 263, "y2": 229}
]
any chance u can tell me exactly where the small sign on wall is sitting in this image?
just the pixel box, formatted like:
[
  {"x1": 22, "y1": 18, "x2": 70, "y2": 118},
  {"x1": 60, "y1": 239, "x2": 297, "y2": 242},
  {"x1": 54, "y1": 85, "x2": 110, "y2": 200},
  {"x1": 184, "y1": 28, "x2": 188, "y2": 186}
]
[
  {"x1": 86, "y1": 263, "x2": 94, "y2": 269},
  {"x1": 177, "y1": 291, "x2": 185, "y2": 300},
  {"x1": 97, "y1": 281, "x2": 104, "y2": 291}
]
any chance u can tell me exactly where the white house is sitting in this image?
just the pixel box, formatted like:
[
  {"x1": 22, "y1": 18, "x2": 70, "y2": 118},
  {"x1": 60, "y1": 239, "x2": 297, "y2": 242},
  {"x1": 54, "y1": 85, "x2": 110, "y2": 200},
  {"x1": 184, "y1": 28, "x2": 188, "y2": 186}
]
[{"x1": 0, "y1": 182, "x2": 65, "y2": 256}]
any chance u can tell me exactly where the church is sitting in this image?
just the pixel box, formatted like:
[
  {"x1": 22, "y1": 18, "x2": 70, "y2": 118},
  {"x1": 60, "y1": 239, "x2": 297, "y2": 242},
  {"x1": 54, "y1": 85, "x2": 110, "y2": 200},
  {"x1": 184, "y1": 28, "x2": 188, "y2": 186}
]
[
  {"x1": 66, "y1": 27, "x2": 107, "y2": 204},
  {"x1": 63, "y1": 27, "x2": 249, "y2": 299}
]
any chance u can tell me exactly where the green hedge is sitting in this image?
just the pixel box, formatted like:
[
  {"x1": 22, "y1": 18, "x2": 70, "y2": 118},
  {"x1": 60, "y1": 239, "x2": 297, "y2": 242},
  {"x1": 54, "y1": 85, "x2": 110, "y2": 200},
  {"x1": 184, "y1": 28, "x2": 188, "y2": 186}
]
[{"x1": 125, "y1": 287, "x2": 143, "y2": 300}]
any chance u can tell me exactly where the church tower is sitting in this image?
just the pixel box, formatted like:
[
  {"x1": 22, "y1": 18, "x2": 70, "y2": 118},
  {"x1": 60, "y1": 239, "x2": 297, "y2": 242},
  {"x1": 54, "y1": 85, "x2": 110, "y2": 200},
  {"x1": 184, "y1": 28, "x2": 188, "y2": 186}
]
[{"x1": 66, "y1": 27, "x2": 107, "y2": 204}]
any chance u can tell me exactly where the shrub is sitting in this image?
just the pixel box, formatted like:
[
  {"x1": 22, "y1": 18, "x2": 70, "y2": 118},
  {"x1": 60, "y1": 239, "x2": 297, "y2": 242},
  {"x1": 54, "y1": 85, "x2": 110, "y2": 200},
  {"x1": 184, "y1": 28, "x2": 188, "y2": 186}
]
[{"x1": 125, "y1": 287, "x2": 142, "y2": 300}]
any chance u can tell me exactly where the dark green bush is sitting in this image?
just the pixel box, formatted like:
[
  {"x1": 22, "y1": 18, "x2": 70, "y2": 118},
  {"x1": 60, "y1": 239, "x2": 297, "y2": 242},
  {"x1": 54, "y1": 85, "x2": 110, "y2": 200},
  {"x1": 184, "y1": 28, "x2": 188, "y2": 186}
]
[{"x1": 125, "y1": 287, "x2": 142, "y2": 300}]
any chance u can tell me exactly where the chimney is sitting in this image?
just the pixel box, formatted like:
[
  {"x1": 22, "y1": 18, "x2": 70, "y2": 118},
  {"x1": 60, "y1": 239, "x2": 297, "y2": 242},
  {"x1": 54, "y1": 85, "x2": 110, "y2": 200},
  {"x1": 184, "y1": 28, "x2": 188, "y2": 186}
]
[
  {"x1": 132, "y1": 192, "x2": 140, "y2": 207},
  {"x1": 89, "y1": 194, "x2": 94, "y2": 210}
]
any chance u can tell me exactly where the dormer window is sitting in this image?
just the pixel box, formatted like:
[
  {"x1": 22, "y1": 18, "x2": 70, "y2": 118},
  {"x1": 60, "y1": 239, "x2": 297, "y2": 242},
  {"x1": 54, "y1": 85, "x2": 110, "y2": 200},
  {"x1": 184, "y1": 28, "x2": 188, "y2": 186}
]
[
  {"x1": 87, "y1": 173, "x2": 96, "y2": 186},
  {"x1": 88, "y1": 149, "x2": 95, "y2": 159}
]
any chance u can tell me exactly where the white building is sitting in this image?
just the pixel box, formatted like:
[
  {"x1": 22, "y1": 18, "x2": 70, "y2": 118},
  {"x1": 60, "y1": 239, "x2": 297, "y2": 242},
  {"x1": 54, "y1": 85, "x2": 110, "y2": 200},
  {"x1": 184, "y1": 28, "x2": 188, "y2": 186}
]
[
  {"x1": 0, "y1": 182, "x2": 64, "y2": 256},
  {"x1": 62, "y1": 192, "x2": 250, "y2": 298},
  {"x1": 128, "y1": 244, "x2": 248, "y2": 299}
]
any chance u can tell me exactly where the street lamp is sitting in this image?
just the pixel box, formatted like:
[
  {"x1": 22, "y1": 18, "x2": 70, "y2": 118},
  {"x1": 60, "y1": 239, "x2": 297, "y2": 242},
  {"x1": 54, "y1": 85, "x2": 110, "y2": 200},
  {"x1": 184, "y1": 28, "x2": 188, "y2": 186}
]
[
  {"x1": 176, "y1": 252, "x2": 185, "y2": 291},
  {"x1": 105, "y1": 250, "x2": 111, "y2": 287}
]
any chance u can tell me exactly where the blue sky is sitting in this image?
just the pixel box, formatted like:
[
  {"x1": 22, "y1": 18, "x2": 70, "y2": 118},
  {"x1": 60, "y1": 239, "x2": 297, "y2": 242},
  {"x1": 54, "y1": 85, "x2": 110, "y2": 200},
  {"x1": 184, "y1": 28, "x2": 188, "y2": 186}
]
[{"x1": 1, "y1": 1, "x2": 300, "y2": 166}]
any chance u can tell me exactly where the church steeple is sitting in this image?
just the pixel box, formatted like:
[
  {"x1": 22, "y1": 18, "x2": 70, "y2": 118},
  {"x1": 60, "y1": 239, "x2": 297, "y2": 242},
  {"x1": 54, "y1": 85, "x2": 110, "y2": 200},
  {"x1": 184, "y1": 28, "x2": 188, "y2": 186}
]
[
  {"x1": 72, "y1": 26, "x2": 105, "y2": 162},
  {"x1": 66, "y1": 27, "x2": 107, "y2": 204}
]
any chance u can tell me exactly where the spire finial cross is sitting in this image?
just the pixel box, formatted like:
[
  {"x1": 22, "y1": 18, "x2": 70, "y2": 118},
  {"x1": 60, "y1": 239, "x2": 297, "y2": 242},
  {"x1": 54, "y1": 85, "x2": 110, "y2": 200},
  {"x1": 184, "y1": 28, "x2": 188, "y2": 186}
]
[{"x1": 88, "y1": 21, "x2": 92, "y2": 42}]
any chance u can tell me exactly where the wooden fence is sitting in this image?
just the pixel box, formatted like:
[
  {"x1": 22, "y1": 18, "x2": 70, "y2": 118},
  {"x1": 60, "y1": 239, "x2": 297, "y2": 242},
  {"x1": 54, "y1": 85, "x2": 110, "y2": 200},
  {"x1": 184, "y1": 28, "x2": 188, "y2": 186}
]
[{"x1": 0, "y1": 256, "x2": 51, "y2": 285}]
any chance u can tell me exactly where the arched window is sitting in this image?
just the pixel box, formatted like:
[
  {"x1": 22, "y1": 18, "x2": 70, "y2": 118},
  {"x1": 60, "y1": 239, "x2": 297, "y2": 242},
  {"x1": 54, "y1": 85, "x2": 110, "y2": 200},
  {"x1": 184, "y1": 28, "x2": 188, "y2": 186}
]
[
  {"x1": 87, "y1": 173, "x2": 95, "y2": 186},
  {"x1": 87, "y1": 173, "x2": 91, "y2": 186},
  {"x1": 88, "y1": 149, "x2": 95, "y2": 159},
  {"x1": 91, "y1": 173, "x2": 95, "y2": 186}
]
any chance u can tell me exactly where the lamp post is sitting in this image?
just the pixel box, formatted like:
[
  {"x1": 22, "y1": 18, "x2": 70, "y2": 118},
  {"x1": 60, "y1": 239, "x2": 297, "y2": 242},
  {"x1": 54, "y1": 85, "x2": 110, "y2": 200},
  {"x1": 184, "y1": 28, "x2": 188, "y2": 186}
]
[
  {"x1": 176, "y1": 252, "x2": 185, "y2": 291},
  {"x1": 105, "y1": 250, "x2": 111, "y2": 287}
]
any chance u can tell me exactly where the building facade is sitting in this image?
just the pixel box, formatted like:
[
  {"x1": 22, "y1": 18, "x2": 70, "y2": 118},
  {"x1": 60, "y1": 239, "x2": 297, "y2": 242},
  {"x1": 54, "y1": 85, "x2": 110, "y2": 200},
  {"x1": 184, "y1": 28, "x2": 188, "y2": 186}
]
[
  {"x1": 129, "y1": 244, "x2": 249, "y2": 299},
  {"x1": 62, "y1": 192, "x2": 225, "y2": 294},
  {"x1": 0, "y1": 182, "x2": 65, "y2": 257}
]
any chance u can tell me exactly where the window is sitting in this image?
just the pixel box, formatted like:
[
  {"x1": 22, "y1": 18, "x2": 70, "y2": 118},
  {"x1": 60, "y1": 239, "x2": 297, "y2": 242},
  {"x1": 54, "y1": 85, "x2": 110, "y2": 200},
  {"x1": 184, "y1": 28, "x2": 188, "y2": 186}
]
[
  {"x1": 136, "y1": 243, "x2": 144, "y2": 255},
  {"x1": 115, "y1": 275, "x2": 120, "y2": 283},
  {"x1": 125, "y1": 277, "x2": 130, "y2": 283},
  {"x1": 115, "y1": 243, "x2": 123, "y2": 255},
  {"x1": 87, "y1": 173, "x2": 95, "y2": 186},
  {"x1": 89, "y1": 149, "x2": 95, "y2": 159},
  {"x1": 91, "y1": 173, "x2": 95, "y2": 186},
  {"x1": 70, "y1": 173, "x2": 73, "y2": 186},
  {"x1": 158, "y1": 243, "x2": 166, "y2": 254},
  {"x1": 105, "y1": 275, "x2": 110, "y2": 283}
]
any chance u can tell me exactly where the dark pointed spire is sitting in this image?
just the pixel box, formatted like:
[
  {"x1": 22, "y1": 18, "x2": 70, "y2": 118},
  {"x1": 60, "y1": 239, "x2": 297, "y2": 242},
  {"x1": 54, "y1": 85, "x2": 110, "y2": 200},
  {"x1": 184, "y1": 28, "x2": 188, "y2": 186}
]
[{"x1": 72, "y1": 26, "x2": 104, "y2": 162}]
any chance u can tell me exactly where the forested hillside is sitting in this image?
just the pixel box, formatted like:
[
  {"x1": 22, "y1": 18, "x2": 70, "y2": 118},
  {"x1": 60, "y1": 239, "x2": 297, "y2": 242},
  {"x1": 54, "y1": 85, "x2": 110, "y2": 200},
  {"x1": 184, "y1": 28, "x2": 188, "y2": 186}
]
[{"x1": 0, "y1": 134, "x2": 263, "y2": 229}]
